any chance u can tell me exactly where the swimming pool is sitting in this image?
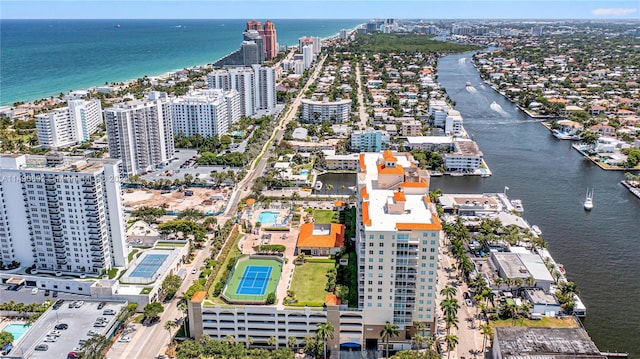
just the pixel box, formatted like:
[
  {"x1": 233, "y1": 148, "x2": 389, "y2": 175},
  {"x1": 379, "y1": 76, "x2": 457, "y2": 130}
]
[
  {"x1": 129, "y1": 254, "x2": 168, "y2": 278},
  {"x1": 257, "y1": 211, "x2": 279, "y2": 225},
  {"x1": 2, "y1": 323, "x2": 31, "y2": 342},
  {"x1": 300, "y1": 170, "x2": 309, "y2": 175}
]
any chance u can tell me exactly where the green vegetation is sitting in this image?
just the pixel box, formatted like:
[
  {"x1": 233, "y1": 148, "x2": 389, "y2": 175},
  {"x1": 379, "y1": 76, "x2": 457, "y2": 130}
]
[
  {"x1": 206, "y1": 225, "x2": 242, "y2": 299},
  {"x1": 222, "y1": 258, "x2": 282, "y2": 303},
  {"x1": 262, "y1": 227, "x2": 290, "y2": 232},
  {"x1": 312, "y1": 209, "x2": 339, "y2": 223},
  {"x1": 128, "y1": 249, "x2": 139, "y2": 262},
  {"x1": 289, "y1": 262, "x2": 333, "y2": 305},
  {"x1": 142, "y1": 302, "x2": 164, "y2": 320},
  {"x1": 78, "y1": 334, "x2": 109, "y2": 359},
  {"x1": 107, "y1": 268, "x2": 119, "y2": 279},
  {"x1": 490, "y1": 316, "x2": 579, "y2": 328},
  {"x1": 157, "y1": 219, "x2": 206, "y2": 243},
  {"x1": 130, "y1": 206, "x2": 166, "y2": 224},
  {"x1": 253, "y1": 244, "x2": 286, "y2": 254},
  {"x1": 0, "y1": 331, "x2": 14, "y2": 348},
  {"x1": 161, "y1": 273, "x2": 183, "y2": 300},
  {"x1": 140, "y1": 287, "x2": 153, "y2": 295},
  {"x1": 351, "y1": 33, "x2": 481, "y2": 54},
  {"x1": 176, "y1": 336, "x2": 294, "y2": 359},
  {"x1": 154, "y1": 242, "x2": 187, "y2": 247}
]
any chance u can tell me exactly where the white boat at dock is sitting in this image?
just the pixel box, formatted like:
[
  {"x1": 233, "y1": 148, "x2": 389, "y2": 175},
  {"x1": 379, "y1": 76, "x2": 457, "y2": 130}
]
[
  {"x1": 584, "y1": 189, "x2": 594, "y2": 211},
  {"x1": 511, "y1": 199, "x2": 524, "y2": 212},
  {"x1": 314, "y1": 181, "x2": 323, "y2": 191},
  {"x1": 531, "y1": 225, "x2": 542, "y2": 236}
]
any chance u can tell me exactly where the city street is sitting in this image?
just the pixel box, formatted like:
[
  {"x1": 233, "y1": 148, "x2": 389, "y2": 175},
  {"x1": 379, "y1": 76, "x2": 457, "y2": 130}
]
[{"x1": 436, "y1": 239, "x2": 484, "y2": 359}]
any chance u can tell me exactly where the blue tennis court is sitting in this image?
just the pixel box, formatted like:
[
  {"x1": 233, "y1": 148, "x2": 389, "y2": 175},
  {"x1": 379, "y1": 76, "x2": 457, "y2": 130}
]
[
  {"x1": 236, "y1": 265, "x2": 273, "y2": 295},
  {"x1": 129, "y1": 254, "x2": 168, "y2": 278}
]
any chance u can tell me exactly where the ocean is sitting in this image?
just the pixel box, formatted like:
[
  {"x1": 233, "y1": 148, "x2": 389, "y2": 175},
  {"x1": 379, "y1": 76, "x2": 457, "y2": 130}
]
[{"x1": 0, "y1": 19, "x2": 363, "y2": 106}]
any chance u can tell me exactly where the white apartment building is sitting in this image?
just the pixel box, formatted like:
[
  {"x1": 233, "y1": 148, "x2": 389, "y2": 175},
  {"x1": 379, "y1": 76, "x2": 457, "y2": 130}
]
[
  {"x1": 252, "y1": 64, "x2": 277, "y2": 111},
  {"x1": 0, "y1": 154, "x2": 128, "y2": 276},
  {"x1": 300, "y1": 97, "x2": 351, "y2": 124},
  {"x1": 444, "y1": 139, "x2": 484, "y2": 172},
  {"x1": 445, "y1": 109, "x2": 464, "y2": 135},
  {"x1": 302, "y1": 45, "x2": 314, "y2": 69},
  {"x1": 351, "y1": 129, "x2": 390, "y2": 153},
  {"x1": 207, "y1": 66, "x2": 276, "y2": 118},
  {"x1": 105, "y1": 92, "x2": 175, "y2": 176},
  {"x1": 356, "y1": 151, "x2": 441, "y2": 336},
  {"x1": 36, "y1": 99, "x2": 103, "y2": 148},
  {"x1": 325, "y1": 153, "x2": 360, "y2": 170},
  {"x1": 171, "y1": 89, "x2": 241, "y2": 138}
]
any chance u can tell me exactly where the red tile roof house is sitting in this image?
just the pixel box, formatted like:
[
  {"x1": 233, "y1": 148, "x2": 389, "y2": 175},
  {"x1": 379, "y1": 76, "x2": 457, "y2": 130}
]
[
  {"x1": 589, "y1": 124, "x2": 616, "y2": 137},
  {"x1": 296, "y1": 223, "x2": 345, "y2": 256}
]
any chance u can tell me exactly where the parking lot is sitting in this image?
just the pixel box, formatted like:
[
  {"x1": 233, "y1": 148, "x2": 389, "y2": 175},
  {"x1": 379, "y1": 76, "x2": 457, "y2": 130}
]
[
  {"x1": 0, "y1": 284, "x2": 89, "y2": 305},
  {"x1": 138, "y1": 148, "x2": 241, "y2": 183},
  {"x1": 12, "y1": 300, "x2": 126, "y2": 358}
]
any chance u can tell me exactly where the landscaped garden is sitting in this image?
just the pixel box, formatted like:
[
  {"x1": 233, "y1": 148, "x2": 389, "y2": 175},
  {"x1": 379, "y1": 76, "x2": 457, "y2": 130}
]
[
  {"x1": 312, "y1": 209, "x2": 339, "y2": 223},
  {"x1": 287, "y1": 261, "x2": 334, "y2": 306}
]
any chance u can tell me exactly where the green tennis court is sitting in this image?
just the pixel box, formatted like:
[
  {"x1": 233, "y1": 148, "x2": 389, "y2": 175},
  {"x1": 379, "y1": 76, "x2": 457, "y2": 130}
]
[{"x1": 223, "y1": 257, "x2": 283, "y2": 303}]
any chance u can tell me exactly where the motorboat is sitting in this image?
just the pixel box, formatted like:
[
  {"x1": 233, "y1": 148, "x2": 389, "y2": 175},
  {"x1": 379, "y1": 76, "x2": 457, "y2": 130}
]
[
  {"x1": 511, "y1": 199, "x2": 524, "y2": 212},
  {"x1": 466, "y1": 81, "x2": 472, "y2": 87},
  {"x1": 314, "y1": 181, "x2": 323, "y2": 191},
  {"x1": 584, "y1": 189, "x2": 594, "y2": 211},
  {"x1": 531, "y1": 225, "x2": 542, "y2": 236}
]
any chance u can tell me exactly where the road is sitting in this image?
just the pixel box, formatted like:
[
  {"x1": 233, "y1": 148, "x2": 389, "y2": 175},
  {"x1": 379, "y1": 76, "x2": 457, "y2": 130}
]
[
  {"x1": 436, "y1": 239, "x2": 484, "y2": 359},
  {"x1": 354, "y1": 57, "x2": 369, "y2": 130},
  {"x1": 108, "y1": 54, "x2": 329, "y2": 359}
]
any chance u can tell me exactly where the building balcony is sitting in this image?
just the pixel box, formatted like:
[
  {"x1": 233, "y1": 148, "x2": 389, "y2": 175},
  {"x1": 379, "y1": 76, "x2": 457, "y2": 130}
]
[
  {"x1": 44, "y1": 179, "x2": 56, "y2": 185},
  {"x1": 30, "y1": 242, "x2": 36, "y2": 247},
  {"x1": 82, "y1": 188, "x2": 96, "y2": 194},
  {"x1": 56, "y1": 258, "x2": 67, "y2": 265},
  {"x1": 90, "y1": 246, "x2": 102, "y2": 252},
  {"x1": 45, "y1": 185, "x2": 57, "y2": 192},
  {"x1": 86, "y1": 211, "x2": 97, "y2": 217},
  {"x1": 54, "y1": 242, "x2": 65, "y2": 248},
  {"x1": 55, "y1": 248, "x2": 65, "y2": 254},
  {"x1": 51, "y1": 225, "x2": 62, "y2": 231},
  {"x1": 87, "y1": 218, "x2": 98, "y2": 224},
  {"x1": 91, "y1": 252, "x2": 103, "y2": 258},
  {"x1": 90, "y1": 240, "x2": 102, "y2": 246},
  {"x1": 48, "y1": 203, "x2": 59, "y2": 209},
  {"x1": 83, "y1": 193, "x2": 97, "y2": 199},
  {"x1": 82, "y1": 182, "x2": 95, "y2": 188},
  {"x1": 92, "y1": 257, "x2": 105, "y2": 263},
  {"x1": 48, "y1": 209, "x2": 60, "y2": 215}
]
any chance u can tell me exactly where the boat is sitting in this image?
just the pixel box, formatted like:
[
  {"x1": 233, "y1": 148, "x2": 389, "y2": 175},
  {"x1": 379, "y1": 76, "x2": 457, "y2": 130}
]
[
  {"x1": 314, "y1": 181, "x2": 323, "y2": 191},
  {"x1": 114, "y1": 24, "x2": 121, "y2": 28},
  {"x1": 511, "y1": 199, "x2": 524, "y2": 212},
  {"x1": 552, "y1": 129, "x2": 574, "y2": 140},
  {"x1": 429, "y1": 171, "x2": 443, "y2": 177},
  {"x1": 558, "y1": 264, "x2": 566, "y2": 275},
  {"x1": 584, "y1": 189, "x2": 594, "y2": 211},
  {"x1": 449, "y1": 172, "x2": 464, "y2": 177},
  {"x1": 531, "y1": 225, "x2": 542, "y2": 236},
  {"x1": 466, "y1": 81, "x2": 472, "y2": 87}
]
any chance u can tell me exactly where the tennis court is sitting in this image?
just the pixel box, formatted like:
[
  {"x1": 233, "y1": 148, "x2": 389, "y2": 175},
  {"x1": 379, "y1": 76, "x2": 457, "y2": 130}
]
[
  {"x1": 222, "y1": 256, "x2": 283, "y2": 304},
  {"x1": 129, "y1": 254, "x2": 168, "y2": 278},
  {"x1": 236, "y1": 266, "x2": 273, "y2": 295}
]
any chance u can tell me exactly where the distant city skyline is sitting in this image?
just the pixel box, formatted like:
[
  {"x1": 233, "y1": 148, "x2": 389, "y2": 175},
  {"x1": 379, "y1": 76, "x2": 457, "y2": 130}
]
[{"x1": 1, "y1": 0, "x2": 639, "y2": 20}]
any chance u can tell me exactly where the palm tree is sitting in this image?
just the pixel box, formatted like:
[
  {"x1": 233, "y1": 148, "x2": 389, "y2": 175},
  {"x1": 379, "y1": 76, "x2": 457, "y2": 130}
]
[
  {"x1": 268, "y1": 336, "x2": 278, "y2": 349},
  {"x1": 380, "y1": 321, "x2": 400, "y2": 358},
  {"x1": 288, "y1": 336, "x2": 298, "y2": 350},
  {"x1": 444, "y1": 334, "x2": 459, "y2": 359},
  {"x1": 439, "y1": 285, "x2": 457, "y2": 300},
  {"x1": 246, "y1": 336, "x2": 254, "y2": 349},
  {"x1": 316, "y1": 321, "x2": 335, "y2": 359},
  {"x1": 480, "y1": 324, "x2": 493, "y2": 353},
  {"x1": 164, "y1": 320, "x2": 177, "y2": 344}
]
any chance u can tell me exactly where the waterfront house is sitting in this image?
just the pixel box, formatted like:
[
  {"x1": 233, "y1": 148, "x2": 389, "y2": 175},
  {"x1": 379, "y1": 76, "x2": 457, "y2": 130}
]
[{"x1": 589, "y1": 124, "x2": 616, "y2": 137}]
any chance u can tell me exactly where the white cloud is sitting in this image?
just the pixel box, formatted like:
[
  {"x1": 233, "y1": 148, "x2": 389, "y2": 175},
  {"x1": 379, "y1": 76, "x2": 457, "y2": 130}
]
[{"x1": 592, "y1": 7, "x2": 637, "y2": 16}]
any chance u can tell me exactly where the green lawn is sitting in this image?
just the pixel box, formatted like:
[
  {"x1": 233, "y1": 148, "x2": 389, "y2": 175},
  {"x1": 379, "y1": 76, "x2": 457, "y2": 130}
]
[
  {"x1": 289, "y1": 262, "x2": 333, "y2": 304},
  {"x1": 490, "y1": 316, "x2": 579, "y2": 328},
  {"x1": 313, "y1": 210, "x2": 339, "y2": 224}
]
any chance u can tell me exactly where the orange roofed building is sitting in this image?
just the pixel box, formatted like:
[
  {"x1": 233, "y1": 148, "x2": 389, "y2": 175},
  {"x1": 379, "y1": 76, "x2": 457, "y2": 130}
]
[
  {"x1": 356, "y1": 150, "x2": 442, "y2": 339},
  {"x1": 296, "y1": 223, "x2": 345, "y2": 256}
]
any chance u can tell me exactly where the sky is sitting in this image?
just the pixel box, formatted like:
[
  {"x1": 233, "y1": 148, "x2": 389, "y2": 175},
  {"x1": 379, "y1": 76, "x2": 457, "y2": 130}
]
[{"x1": 1, "y1": 0, "x2": 639, "y2": 20}]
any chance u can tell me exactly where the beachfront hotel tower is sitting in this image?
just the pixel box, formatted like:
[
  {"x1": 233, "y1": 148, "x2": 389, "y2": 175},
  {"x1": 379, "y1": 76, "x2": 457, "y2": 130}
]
[
  {"x1": 105, "y1": 92, "x2": 175, "y2": 177},
  {"x1": 207, "y1": 66, "x2": 275, "y2": 117},
  {"x1": 0, "y1": 154, "x2": 128, "y2": 276},
  {"x1": 246, "y1": 19, "x2": 278, "y2": 60},
  {"x1": 35, "y1": 98, "x2": 103, "y2": 149},
  {"x1": 356, "y1": 150, "x2": 441, "y2": 338}
]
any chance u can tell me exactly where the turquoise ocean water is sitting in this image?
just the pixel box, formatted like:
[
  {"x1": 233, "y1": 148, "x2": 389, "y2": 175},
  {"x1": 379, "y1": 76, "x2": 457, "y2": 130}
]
[{"x1": 0, "y1": 19, "x2": 363, "y2": 106}]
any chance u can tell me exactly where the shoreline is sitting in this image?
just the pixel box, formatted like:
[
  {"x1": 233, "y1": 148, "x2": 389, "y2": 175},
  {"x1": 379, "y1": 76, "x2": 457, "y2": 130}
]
[
  {"x1": 621, "y1": 180, "x2": 640, "y2": 199},
  {"x1": 2, "y1": 21, "x2": 365, "y2": 108}
]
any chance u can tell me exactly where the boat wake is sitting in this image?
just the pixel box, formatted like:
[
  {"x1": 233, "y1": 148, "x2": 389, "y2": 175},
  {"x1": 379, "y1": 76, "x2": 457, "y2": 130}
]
[
  {"x1": 458, "y1": 58, "x2": 466, "y2": 65},
  {"x1": 466, "y1": 86, "x2": 477, "y2": 93},
  {"x1": 490, "y1": 101, "x2": 509, "y2": 116}
]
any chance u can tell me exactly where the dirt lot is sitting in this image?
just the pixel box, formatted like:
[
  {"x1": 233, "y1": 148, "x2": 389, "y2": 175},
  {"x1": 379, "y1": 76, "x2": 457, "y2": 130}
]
[{"x1": 122, "y1": 187, "x2": 230, "y2": 213}]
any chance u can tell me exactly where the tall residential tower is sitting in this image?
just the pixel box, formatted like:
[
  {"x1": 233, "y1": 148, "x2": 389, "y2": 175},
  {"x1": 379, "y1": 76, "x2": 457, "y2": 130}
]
[
  {"x1": 36, "y1": 99, "x2": 103, "y2": 149},
  {"x1": 0, "y1": 154, "x2": 128, "y2": 275}
]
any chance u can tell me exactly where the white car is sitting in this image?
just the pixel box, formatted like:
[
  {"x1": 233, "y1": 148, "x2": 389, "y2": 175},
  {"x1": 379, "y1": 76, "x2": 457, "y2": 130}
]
[
  {"x1": 191, "y1": 268, "x2": 198, "y2": 275},
  {"x1": 48, "y1": 330, "x2": 61, "y2": 337},
  {"x1": 44, "y1": 336, "x2": 58, "y2": 342},
  {"x1": 119, "y1": 336, "x2": 131, "y2": 343}
]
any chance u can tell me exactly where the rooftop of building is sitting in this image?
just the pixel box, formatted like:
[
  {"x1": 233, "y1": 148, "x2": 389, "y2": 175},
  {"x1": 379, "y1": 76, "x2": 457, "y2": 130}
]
[
  {"x1": 494, "y1": 327, "x2": 605, "y2": 359},
  {"x1": 359, "y1": 151, "x2": 439, "y2": 232},
  {"x1": 297, "y1": 223, "x2": 345, "y2": 248},
  {"x1": 452, "y1": 139, "x2": 483, "y2": 157},
  {"x1": 524, "y1": 289, "x2": 560, "y2": 305},
  {"x1": 0, "y1": 154, "x2": 120, "y2": 174}
]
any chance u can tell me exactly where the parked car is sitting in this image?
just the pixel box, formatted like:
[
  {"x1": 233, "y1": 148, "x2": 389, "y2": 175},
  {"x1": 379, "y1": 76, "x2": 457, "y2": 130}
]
[
  {"x1": 48, "y1": 330, "x2": 61, "y2": 337},
  {"x1": 53, "y1": 300, "x2": 64, "y2": 310},
  {"x1": 465, "y1": 298, "x2": 473, "y2": 307},
  {"x1": 55, "y1": 323, "x2": 69, "y2": 330},
  {"x1": 44, "y1": 290, "x2": 50, "y2": 296},
  {"x1": 87, "y1": 330, "x2": 99, "y2": 336},
  {"x1": 103, "y1": 309, "x2": 116, "y2": 315},
  {"x1": 44, "y1": 336, "x2": 58, "y2": 342},
  {"x1": 75, "y1": 301, "x2": 85, "y2": 308},
  {"x1": 68, "y1": 301, "x2": 77, "y2": 308},
  {"x1": 97, "y1": 302, "x2": 106, "y2": 310},
  {"x1": 191, "y1": 267, "x2": 198, "y2": 274},
  {"x1": 35, "y1": 344, "x2": 49, "y2": 351},
  {"x1": 52, "y1": 291, "x2": 58, "y2": 297},
  {"x1": 31, "y1": 288, "x2": 38, "y2": 295},
  {"x1": 118, "y1": 336, "x2": 131, "y2": 343}
]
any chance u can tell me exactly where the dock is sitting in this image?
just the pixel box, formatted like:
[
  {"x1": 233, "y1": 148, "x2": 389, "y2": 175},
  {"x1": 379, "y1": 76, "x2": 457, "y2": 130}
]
[{"x1": 621, "y1": 180, "x2": 640, "y2": 200}]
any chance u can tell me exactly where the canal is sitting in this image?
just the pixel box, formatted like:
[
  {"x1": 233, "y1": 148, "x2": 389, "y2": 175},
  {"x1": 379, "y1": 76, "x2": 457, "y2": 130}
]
[{"x1": 432, "y1": 52, "x2": 640, "y2": 356}]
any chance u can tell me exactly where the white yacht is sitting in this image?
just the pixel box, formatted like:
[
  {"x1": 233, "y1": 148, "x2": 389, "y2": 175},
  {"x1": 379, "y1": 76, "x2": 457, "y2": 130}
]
[
  {"x1": 584, "y1": 189, "x2": 594, "y2": 211},
  {"x1": 531, "y1": 225, "x2": 542, "y2": 236}
]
